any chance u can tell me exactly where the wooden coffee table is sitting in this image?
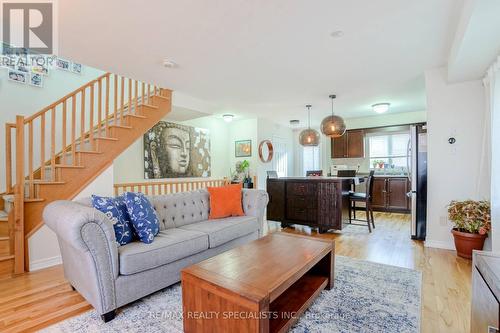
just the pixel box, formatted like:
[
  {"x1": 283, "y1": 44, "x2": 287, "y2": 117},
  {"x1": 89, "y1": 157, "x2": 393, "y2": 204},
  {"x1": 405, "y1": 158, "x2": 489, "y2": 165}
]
[{"x1": 181, "y1": 232, "x2": 335, "y2": 333}]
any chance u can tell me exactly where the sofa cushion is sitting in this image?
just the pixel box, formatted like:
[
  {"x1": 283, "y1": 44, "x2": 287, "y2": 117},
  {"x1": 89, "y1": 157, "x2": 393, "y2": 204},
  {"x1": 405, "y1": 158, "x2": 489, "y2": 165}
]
[
  {"x1": 178, "y1": 216, "x2": 259, "y2": 248},
  {"x1": 118, "y1": 228, "x2": 208, "y2": 275},
  {"x1": 148, "y1": 190, "x2": 210, "y2": 230},
  {"x1": 124, "y1": 192, "x2": 160, "y2": 244},
  {"x1": 91, "y1": 195, "x2": 134, "y2": 245},
  {"x1": 207, "y1": 184, "x2": 244, "y2": 219}
]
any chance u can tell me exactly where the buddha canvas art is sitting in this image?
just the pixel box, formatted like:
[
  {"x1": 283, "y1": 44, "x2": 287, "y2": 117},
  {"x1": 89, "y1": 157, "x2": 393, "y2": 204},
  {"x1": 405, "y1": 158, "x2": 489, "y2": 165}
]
[{"x1": 144, "y1": 121, "x2": 211, "y2": 178}]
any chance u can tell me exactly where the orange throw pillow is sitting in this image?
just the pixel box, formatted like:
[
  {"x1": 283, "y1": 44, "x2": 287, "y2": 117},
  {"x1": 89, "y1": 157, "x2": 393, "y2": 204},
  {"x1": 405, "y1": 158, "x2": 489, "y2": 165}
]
[{"x1": 207, "y1": 184, "x2": 245, "y2": 219}]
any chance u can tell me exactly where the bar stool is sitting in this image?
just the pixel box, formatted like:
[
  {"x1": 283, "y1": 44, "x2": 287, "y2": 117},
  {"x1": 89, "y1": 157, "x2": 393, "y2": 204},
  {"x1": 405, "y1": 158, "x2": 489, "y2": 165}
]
[{"x1": 348, "y1": 170, "x2": 375, "y2": 232}]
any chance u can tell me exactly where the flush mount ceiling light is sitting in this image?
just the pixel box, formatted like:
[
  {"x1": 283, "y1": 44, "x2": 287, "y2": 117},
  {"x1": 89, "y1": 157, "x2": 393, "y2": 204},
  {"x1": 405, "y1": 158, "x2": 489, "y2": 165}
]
[
  {"x1": 289, "y1": 119, "x2": 300, "y2": 127},
  {"x1": 163, "y1": 58, "x2": 177, "y2": 68},
  {"x1": 372, "y1": 103, "x2": 390, "y2": 114},
  {"x1": 299, "y1": 105, "x2": 320, "y2": 146},
  {"x1": 320, "y1": 95, "x2": 346, "y2": 138},
  {"x1": 330, "y1": 30, "x2": 344, "y2": 38},
  {"x1": 222, "y1": 114, "x2": 234, "y2": 122}
]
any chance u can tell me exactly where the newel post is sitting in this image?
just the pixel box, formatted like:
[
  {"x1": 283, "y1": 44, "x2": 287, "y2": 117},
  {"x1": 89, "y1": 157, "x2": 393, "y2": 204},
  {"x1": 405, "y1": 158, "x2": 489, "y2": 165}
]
[{"x1": 14, "y1": 115, "x2": 25, "y2": 274}]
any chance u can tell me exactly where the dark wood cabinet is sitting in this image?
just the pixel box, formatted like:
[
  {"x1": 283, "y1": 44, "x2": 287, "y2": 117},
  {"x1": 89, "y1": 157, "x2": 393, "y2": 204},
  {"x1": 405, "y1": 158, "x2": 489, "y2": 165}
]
[
  {"x1": 371, "y1": 178, "x2": 387, "y2": 210},
  {"x1": 267, "y1": 177, "x2": 351, "y2": 232},
  {"x1": 370, "y1": 177, "x2": 410, "y2": 213},
  {"x1": 332, "y1": 134, "x2": 348, "y2": 158},
  {"x1": 346, "y1": 130, "x2": 365, "y2": 158},
  {"x1": 387, "y1": 178, "x2": 410, "y2": 211},
  {"x1": 267, "y1": 180, "x2": 285, "y2": 221},
  {"x1": 331, "y1": 130, "x2": 365, "y2": 159}
]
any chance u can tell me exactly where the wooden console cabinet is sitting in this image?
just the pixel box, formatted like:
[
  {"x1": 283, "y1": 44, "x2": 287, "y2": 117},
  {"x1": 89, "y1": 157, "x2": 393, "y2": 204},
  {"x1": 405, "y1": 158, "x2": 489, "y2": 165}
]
[
  {"x1": 471, "y1": 251, "x2": 500, "y2": 333},
  {"x1": 267, "y1": 177, "x2": 356, "y2": 232}
]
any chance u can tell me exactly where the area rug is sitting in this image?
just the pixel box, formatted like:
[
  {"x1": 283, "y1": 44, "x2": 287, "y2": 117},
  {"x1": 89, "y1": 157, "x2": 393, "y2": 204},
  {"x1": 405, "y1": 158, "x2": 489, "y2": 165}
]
[{"x1": 41, "y1": 256, "x2": 421, "y2": 333}]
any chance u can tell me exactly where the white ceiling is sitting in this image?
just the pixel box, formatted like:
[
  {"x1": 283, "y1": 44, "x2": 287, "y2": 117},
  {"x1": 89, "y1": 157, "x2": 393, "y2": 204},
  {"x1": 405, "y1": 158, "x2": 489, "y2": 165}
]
[
  {"x1": 58, "y1": 0, "x2": 464, "y2": 126},
  {"x1": 447, "y1": 0, "x2": 500, "y2": 82}
]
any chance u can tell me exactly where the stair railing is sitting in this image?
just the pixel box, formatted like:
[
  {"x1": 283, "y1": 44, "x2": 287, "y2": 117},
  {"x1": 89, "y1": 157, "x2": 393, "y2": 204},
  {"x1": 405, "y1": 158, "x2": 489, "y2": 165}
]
[{"x1": 4, "y1": 72, "x2": 164, "y2": 273}]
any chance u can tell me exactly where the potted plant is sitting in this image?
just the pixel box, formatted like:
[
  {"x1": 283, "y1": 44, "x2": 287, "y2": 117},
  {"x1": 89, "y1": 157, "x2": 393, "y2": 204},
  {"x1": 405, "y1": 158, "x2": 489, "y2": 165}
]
[
  {"x1": 231, "y1": 160, "x2": 254, "y2": 188},
  {"x1": 448, "y1": 200, "x2": 491, "y2": 259}
]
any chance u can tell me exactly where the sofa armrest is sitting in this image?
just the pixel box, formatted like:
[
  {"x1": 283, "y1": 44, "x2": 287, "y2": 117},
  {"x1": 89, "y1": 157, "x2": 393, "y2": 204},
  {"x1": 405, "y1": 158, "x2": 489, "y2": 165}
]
[
  {"x1": 43, "y1": 200, "x2": 119, "y2": 314},
  {"x1": 242, "y1": 189, "x2": 269, "y2": 237}
]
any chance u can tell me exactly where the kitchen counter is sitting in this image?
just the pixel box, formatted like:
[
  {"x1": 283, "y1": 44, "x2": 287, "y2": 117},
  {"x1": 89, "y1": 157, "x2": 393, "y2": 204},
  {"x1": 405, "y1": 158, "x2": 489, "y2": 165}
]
[
  {"x1": 276, "y1": 176, "x2": 363, "y2": 181},
  {"x1": 357, "y1": 173, "x2": 408, "y2": 178}
]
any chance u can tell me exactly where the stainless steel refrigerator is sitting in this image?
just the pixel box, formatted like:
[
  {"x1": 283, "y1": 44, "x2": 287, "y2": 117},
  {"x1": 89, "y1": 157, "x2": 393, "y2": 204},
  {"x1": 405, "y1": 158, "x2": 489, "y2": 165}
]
[{"x1": 407, "y1": 124, "x2": 427, "y2": 240}]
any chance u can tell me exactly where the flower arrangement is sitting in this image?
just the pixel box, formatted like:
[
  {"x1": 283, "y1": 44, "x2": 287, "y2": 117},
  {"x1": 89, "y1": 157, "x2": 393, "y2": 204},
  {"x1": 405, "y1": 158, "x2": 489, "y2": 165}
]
[{"x1": 448, "y1": 200, "x2": 491, "y2": 235}]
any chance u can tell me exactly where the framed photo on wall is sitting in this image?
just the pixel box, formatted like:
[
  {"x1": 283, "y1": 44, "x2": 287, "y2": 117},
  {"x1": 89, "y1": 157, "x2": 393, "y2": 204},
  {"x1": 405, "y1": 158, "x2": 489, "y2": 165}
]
[{"x1": 235, "y1": 140, "x2": 252, "y2": 157}]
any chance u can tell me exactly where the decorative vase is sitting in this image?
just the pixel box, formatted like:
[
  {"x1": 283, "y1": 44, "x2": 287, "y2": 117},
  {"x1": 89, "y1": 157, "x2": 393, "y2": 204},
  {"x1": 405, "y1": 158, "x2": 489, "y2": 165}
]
[
  {"x1": 451, "y1": 229, "x2": 487, "y2": 259},
  {"x1": 243, "y1": 182, "x2": 253, "y2": 189}
]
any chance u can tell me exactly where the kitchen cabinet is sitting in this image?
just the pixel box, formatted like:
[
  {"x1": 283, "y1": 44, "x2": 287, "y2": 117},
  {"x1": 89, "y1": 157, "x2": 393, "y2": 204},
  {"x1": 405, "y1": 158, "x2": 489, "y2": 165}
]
[
  {"x1": 332, "y1": 133, "x2": 348, "y2": 158},
  {"x1": 370, "y1": 176, "x2": 410, "y2": 213},
  {"x1": 347, "y1": 130, "x2": 365, "y2": 158},
  {"x1": 371, "y1": 178, "x2": 387, "y2": 210},
  {"x1": 387, "y1": 178, "x2": 410, "y2": 211},
  {"x1": 331, "y1": 130, "x2": 365, "y2": 158}
]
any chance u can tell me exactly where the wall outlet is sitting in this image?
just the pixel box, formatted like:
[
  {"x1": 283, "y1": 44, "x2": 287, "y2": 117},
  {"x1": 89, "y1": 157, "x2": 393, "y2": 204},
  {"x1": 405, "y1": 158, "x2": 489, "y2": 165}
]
[{"x1": 440, "y1": 216, "x2": 448, "y2": 226}]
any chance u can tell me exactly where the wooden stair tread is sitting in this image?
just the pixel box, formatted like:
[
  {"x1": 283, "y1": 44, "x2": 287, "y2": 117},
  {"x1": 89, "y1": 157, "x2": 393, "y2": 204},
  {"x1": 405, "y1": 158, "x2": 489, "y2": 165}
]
[
  {"x1": 154, "y1": 94, "x2": 171, "y2": 100},
  {"x1": 141, "y1": 103, "x2": 159, "y2": 109},
  {"x1": 95, "y1": 136, "x2": 118, "y2": 141},
  {"x1": 0, "y1": 237, "x2": 8, "y2": 241},
  {"x1": 24, "y1": 198, "x2": 45, "y2": 203},
  {"x1": 27, "y1": 181, "x2": 66, "y2": 185},
  {"x1": 109, "y1": 124, "x2": 133, "y2": 129},
  {"x1": 75, "y1": 150, "x2": 102, "y2": 154},
  {"x1": 125, "y1": 114, "x2": 147, "y2": 119},
  {"x1": 0, "y1": 255, "x2": 14, "y2": 261},
  {"x1": 52, "y1": 164, "x2": 85, "y2": 169}
]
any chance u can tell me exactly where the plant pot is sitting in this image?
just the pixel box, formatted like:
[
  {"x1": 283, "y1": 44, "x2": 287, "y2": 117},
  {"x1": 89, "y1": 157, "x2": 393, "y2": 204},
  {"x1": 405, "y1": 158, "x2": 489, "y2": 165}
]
[
  {"x1": 243, "y1": 182, "x2": 253, "y2": 189},
  {"x1": 451, "y1": 229, "x2": 487, "y2": 259}
]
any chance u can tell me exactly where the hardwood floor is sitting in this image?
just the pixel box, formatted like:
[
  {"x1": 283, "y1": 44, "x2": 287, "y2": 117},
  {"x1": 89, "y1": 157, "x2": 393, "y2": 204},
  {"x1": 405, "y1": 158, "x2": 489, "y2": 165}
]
[{"x1": 0, "y1": 212, "x2": 471, "y2": 332}]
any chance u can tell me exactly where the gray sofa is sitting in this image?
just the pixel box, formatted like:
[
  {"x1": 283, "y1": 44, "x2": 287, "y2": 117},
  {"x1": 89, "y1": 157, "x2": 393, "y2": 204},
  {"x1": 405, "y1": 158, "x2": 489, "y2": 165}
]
[{"x1": 43, "y1": 188, "x2": 269, "y2": 322}]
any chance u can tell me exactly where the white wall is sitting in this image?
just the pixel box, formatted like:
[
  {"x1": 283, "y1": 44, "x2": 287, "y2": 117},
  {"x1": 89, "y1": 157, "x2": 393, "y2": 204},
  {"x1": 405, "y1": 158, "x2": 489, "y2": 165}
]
[
  {"x1": 114, "y1": 116, "x2": 294, "y2": 191},
  {"x1": 425, "y1": 67, "x2": 487, "y2": 250},
  {"x1": 29, "y1": 165, "x2": 114, "y2": 271},
  {"x1": 227, "y1": 118, "x2": 259, "y2": 181},
  {"x1": 113, "y1": 114, "x2": 231, "y2": 183},
  {"x1": 256, "y1": 119, "x2": 294, "y2": 189},
  {"x1": 0, "y1": 66, "x2": 104, "y2": 193},
  {"x1": 487, "y1": 58, "x2": 500, "y2": 252}
]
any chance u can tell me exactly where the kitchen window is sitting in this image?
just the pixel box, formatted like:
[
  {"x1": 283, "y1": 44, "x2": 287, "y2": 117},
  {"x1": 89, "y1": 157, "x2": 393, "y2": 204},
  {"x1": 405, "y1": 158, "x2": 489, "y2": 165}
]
[
  {"x1": 368, "y1": 133, "x2": 410, "y2": 169},
  {"x1": 303, "y1": 145, "x2": 321, "y2": 176}
]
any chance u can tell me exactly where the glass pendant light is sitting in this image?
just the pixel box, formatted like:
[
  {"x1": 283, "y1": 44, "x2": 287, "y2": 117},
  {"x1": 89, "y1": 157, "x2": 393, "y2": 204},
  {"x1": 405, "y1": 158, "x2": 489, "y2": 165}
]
[
  {"x1": 320, "y1": 94, "x2": 346, "y2": 138},
  {"x1": 299, "y1": 105, "x2": 320, "y2": 146}
]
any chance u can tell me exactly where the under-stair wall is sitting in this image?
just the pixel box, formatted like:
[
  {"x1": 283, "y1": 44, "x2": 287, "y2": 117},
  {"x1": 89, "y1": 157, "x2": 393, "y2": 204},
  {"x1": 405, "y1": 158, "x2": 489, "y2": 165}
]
[{"x1": 2, "y1": 72, "x2": 172, "y2": 276}]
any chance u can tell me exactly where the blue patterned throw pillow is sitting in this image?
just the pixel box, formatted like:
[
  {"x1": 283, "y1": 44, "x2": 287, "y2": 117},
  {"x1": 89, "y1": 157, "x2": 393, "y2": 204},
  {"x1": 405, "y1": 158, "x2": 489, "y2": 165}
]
[
  {"x1": 91, "y1": 195, "x2": 134, "y2": 245},
  {"x1": 124, "y1": 192, "x2": 160, "y2": 244}
]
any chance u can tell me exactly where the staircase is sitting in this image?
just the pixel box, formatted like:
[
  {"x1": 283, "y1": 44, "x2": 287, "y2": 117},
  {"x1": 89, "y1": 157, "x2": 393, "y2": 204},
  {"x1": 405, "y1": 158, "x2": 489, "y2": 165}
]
[{"x1": 2, "y1": 73, "x2": 172, "y2": 277}]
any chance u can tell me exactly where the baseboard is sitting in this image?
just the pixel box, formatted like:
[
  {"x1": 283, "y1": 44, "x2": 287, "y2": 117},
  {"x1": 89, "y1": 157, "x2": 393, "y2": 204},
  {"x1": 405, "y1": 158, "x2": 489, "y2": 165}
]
[
  {"x1": 424, "y1": 239, "x2": 455, "y2": 251},
  {"x1": 29, "y1": 255, "x2": 62, "y2": 271}
]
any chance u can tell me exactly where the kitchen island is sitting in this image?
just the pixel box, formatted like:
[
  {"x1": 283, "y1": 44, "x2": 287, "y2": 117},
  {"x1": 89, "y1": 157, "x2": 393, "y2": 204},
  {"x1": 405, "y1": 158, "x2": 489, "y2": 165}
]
[{"x1": 266, "y1": 176, "x2": 364, "y2": 233}]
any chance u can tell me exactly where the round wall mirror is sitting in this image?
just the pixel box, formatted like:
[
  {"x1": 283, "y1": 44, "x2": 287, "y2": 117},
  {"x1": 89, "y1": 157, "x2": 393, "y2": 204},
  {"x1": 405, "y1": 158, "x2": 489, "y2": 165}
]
[{"x1": 258, "y1": 140, "x2": 274, "y2": 163}]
